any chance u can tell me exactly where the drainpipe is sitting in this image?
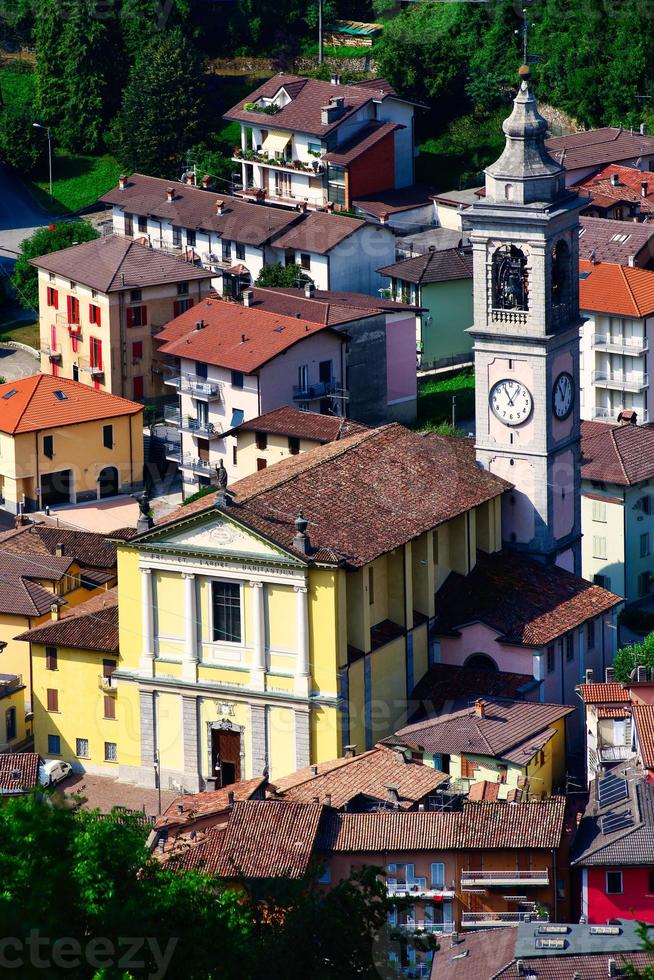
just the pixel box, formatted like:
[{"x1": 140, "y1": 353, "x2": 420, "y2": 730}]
[
  {"x1": 128, "y1": 413, "x2": 134, "y2": 491},
  {"x1": 34, "y1": 431, "x2": 40, "y2": 513},
  {"x1": 119, "y1": 291, "x2": 127, "y2": 398},
  {"x1": 552, "y1": 847, "x2": 558, "y2": 922}
]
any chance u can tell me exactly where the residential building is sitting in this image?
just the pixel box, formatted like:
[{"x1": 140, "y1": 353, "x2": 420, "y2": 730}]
[
  {"x1": 352, "y1": 185, "x2": 436, "y2": 231},
  {"x1": 225, "y1": 75, "x2": 416, "y2": 210},
  {"x1": 0, "y1": 375, "x2": 144, "y2": 514},
  {"x1": 578, "y1": 215, "x2": 654, "y2": 268},
  {"x1": 578, "y1": 259, "x2": 654, "y2": 425},
  {"x1": 223, "y1": 406, "x2": 368, "y2": 481},
  {"x1": 0, "y1": 753, "x2": 40, "y2": 794},
  {"x1": 155, "y1": 296, "x2": 347, "y2": 492},
  {"x1": 431, "y1": 188, "x2": 483, "y2": 231},
  {"x1": 16, "y1": 590, "x2": 123, "y2": 776},
  {"x1": 395, "y1": 225, "x2": 471, "y2": 259},
  {"x1": 572, "y1": 767, "x2": 654, "y2": 924},
  {"x1": 30, "y1": 236, "x2": 213, "y2": 402},
  {"x1": 0, "y1": 676, "x2": 28, "y2": 752},
  {"x1": 378, "y1": 246, "x2": 474, "y2": 370},
  {"x1": 545, "y1": 126, "x2": 654, "y2": 186},
  {"x1": 577, "y1": 670, "x2": 654, "y2": 784},
  {"x1": 99, "y1": 173, "x2": 396, "y2": 297},
  {"x1": 384, "y1": 697, "x2": 574, "y2": 798},
  {"x1": 581, "y1": 418, "x2": 654, "y2": 602},
  {"x1": 241, "y1": 285, "x2": 419, "y2": 425}
]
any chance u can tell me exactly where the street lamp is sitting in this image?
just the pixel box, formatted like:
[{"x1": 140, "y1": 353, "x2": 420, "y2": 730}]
[{"x1": 32, "y1": 122, "x2": 52, "y2": 198}]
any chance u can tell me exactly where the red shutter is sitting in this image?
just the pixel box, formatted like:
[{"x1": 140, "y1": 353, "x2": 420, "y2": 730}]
[
  {"x1": 50, "y1": 324, "x2": 56, "y2": 349},
  {"x1": 173, "y1": 300, "x2": 181, "y2": 318},
  {"x1": 89, "y1": 303, "x2": 94, "y2": 322},
  {"x1": 132, "y1": 341, "x2": 143, "y2": 359},
  {"x1": 67, "y1": 295, "x2": 73, "y2": 322},
  {"x1": 96, "y1": 306, "x2": 101, "y2": 327},
  {"x1": 126, "y1": 307, "x2": 134, "y2": 328},
  {"x1": 47, "y1": 689, "x2": 58, "y2": 712},
  {"x1": 141, "y1": 305, "x2": 148, "y2": 325},
  {"x1": 103, "y1": 695, "x2": 116, "y2": 720},
  {"x1": 89, "y1": 337, "x2": 95, "y2": 368},
  {"x1": 53, "y1": 289, "x2": 58, "y2": 310},
  {"x1": 96, "y1": 339, "x2": 102, "y2": 370}
]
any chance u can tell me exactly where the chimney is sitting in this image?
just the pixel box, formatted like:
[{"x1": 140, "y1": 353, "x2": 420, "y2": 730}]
[
  {"x1": 118, "y1": 174, "x2": 127, "y2": 190},
  {"x1": 344, "y1": 744, "x2": 356, "y2": 758},
  {"x1": 608, "y1": 959, "x2": 619, "y2": 978},
  {"x1": 642, "y1": 180, "x2": 648, "y2": 198},
  {"x1": 324, "y1": 793, "x2": 332, "y2": 807},
  {"x1": 227, "y1": 790, "x2": 235, "y2": 805},
  {"x1": 585, "y1": 668, "x2": 594, "y2": 683},
  {"x1": 641, "y1": 122, "x2": 647, "y2": 135},
  {"x1": 166, "y1": 187, "x2": 174, "y2": 203},
  {"x1": 201, "y1": 174, "x2": 211, "y2": 189},
  {"x1": 311, "y1": 764, "x2": 318, "y2": 775},
  {"x1": 330, "y1": 73, "x2": 339, "y2": 85},
  {"x1": 474, "y1": 698, "x2": 485, "y2": 718},
  {"x1": 297, "y1": 200, "x2": 308, "y2": 213},
  {"x1": 516, "y1": 962, "x2": 525, "y2": 978},
  {"x1": 240, "y1": 333, "x2": 247, "y2": 343},
  {"x1": 292, "y1": 511, "x2": 310, "y2": 554},
  {"x1": 304, "y1": 282, "x2": 315, "y2": 299},
  {"x1": 384, "y1": 783, "x2": 400, "y2": 806},
  {"x1": 215, "y1": 200, "x2": 225, "y2": 215},
  {"x1": 195, "y1": 319, "x2": 205, "y2": 331},
  {"x1": 158, "y1": 838, "x2": 165, "y2": 853},
  {"x1": 610, "y1": 173, "x2": 620, "y2": 187},
  {"x1": 628, "y1": 254, "x2": 636, "y2": 267},
  {"x1": 394, "y1": 748, "x2": 406, "y2": 765},
  {"x1": 55, "y1": 542, "x2": 64, "y2": 557},
  {"x1": 605, "y1": 666, "x2": 615, "y2": 682},
  {"x1": 242, "y1": 289, "x2": 254, "y2": 307},
  {"x1": 637, "y1": 664, "x2": 648, "y2": 683},
  {"x1": 50, "y1": 603, "x2": 60, "y2": 622},
  {"x1": 450, "y1": 932, "x2": 459, "y2": 947},
  {"x1": 176, "y1": 802, "x2": 184, "y2": 814},
  {"x1": 618, "y1": 408, "x2": 637, "y2": 425},
  {"x1": 379, "y1": 212, "x2": 389, "y2": 225},
  {"x1": 320, "y1": 96, "x2": 345, "y2": 125}
]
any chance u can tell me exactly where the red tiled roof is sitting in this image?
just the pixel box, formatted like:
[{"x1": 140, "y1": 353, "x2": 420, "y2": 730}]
[
  {"x1": 546, "y1": 127, "x2": 654, "y2": 172},
  {"x1": 434, "y1": 550, "x2": 621, "y2": 647},
  {"x1": 0, "y1": 523, "x2": 120, "y2": 570},
  {"x1": 0, "y1": 753, "x2": 40, "y2": 792},
  {"x1": 597, "y1": 706, "x2": 631, "y2": 719},
  {"x1": 579, "y1": 258, "x2": 654, "y2": 318},
  {"x1": 156, "y1": 776, "x2": 266, "y2": 831},
  {"x1": 156, "y1": 296, "x2": 338, "y2": 373},
  {"x1": 15, "y1": 589, "x2": 118, "y2": 653},
  {"x1": 378, "y1": 247, "x2": 473, "y2": 285},
  {"x1": 581, "y1": 419, "x2": 654, "y2": 485},
  {"x1": 577, "y1": 163, "x2": 654, "y2": 213},
  {"x1": 633, "y1": 704, "x2": 654, "y2": 768},
  {"x1": 269, "y1": 210, "x2": 376, "y2": 255},
  {"x1": 0, "y1": 375, "x2": 142, "y2": 435},
  {"x1": 577, "y1": 682, "x2": 631, "y2": 704},
  {"x1": 248, "y1": 286, "x2": 418, "y2": 325},
  {"x1": 223, "y1": 406, "x2": 368, "y2": 442},
  {"x1": 0, "y1": 551, "x2": 70, "y2": 616},
  {"x1": 495, "y1": 953, "x2": 654, "y2": 980}
]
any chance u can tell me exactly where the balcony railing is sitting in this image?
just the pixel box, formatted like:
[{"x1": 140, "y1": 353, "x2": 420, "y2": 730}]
[
  {"x1": 293, "y1": 378, "x2": 340, "y2": 401},
  {"x1": 387, "y1": 882, "x2": 455, "y2": 899},
  {"x1": 393, "y1": 922, "x2": 455, "y2": 935},
  {"x1": 40, "y1": 346, "x2": 62, "y2": 361},
  {"x1": 592, "y1": 334, "x2": 648, "y2": 355},
  {"x1": 164, "y1": 373, "x2": 222, "y2": 400},
  {"x1": 164, "y1": 406, "x2": 181, "y2": 426},
  {"x1": 593, "y1": 406, "x2": 649, "y2": 424},
  {"x1": 592, "y1": 369, "x2": 648, "y2": 391},
  {"x1": 79, "y1": 363, "x2": 104, "y2": 377},
  {"x1": 165, "y1": 448, "x2": 214, "y2": 474},
  {"x1": 599, "y1": 744, "x2": 632, "y2": 762},
  {"x1": 98, "y1": 674, "x2": 117, "y2": 694},
  {"x1": 233, "y1": 148, "x2": 324, "y2": 176},
  {"x1": 461, "y1": 911, "x2": 548, "y2": 928},
  {"x1": 490, "y1": 308, "x2": 528, "y2": 326},
  {"x1": 180, "y1": 417, "x2": 222, "y2": 438},
  {"x1": 461, "y1": 870, "x2": 549, "y2": 887}
]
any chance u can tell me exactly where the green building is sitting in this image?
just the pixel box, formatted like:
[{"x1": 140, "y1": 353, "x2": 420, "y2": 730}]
[{"x1": 379, "y1": 247, "x2": 473, "y2": 370}]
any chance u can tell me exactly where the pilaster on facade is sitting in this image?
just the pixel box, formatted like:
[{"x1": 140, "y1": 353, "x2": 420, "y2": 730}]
[
  {"x1": 294, "y1": 709, "x2": 311, "y2": 771},
  {"x1": 182, "y1": 572, "x2": 199, "y2": 682},
  {"x1": 294, "y1": 585, "x2": 310, "y2": 696},
  {"x1": 140, "y1": 568, "x2": 155, "y2": 676},
  {"x1": 250, "y1": 580, "x2": 266, "y2": 690}
]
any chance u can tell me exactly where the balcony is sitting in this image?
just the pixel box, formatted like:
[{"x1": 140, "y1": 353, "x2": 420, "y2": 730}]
[
  {"x1": 593, "y1": 406, "x2": 649, "y2": 423},
  {"x1": 387, "y1": 882, "x2": 455, "y2": 899},
  {"x1": 40, "y1": 346, "x2": 62, "y2": 362},
  {"x1": 0, "y1": 673, "x2": 23, "y2": 695},
  {"x1": 599, "y1": 744, "x2": 632, "y2": 762},
  {"x1": 79, "y1": 363, "x2": 104, "y2": 378},
  {"x1": 165, "y1": 446, "x2": 214, "y2": 474},
  {"x1": 233, "y1": 148, "x2": 324, "y2": 177},
  {"x1": 293, "y1": 378, "x2": 342, "y2": 401},
  {"x1": 98, "y1": 674, "x2": 117, "y2": 694},
  {"x1": 461, "y1": 911, "x2": 548, "y2": 928},
  {"x1": 164, "y1": 405, "x2": 181, "y2": 426},
  {"x1": 180, "y1": 417, "x2": 222, "y2": 439},
  {"x1": 164, "y1": 373, "x2": 222, "y2": 400},
  {"x1": 461, "y1": 870, "x2": 550, "y2": 888},
  {"x1": 490, "y1": 309, "x2": 528, "y2": 326},
  {"x1": 393, "y1": 922, "x2": 455, "y2": 936},
  {"x1": 592, "y1": 369, "x2": 648, "y2": 392},
  {"x1": 592, "y1": 334, "x2": 648, "y2": 355}
]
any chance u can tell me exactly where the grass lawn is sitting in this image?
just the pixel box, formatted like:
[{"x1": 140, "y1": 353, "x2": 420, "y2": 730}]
[
  {"x1": 30, "y1": 150, "x2": 122, "y2": 214},
  {"x1": 417, "y1": 370, "x2": 475, "y2": 427},
  {"x1": 0, "y1": 319, "x2": 40, "y2": 350}
]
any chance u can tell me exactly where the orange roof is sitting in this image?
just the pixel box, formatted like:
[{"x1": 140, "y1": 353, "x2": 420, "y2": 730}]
[
  {"x1": 156, "y1": 297, "x2": 339, "y2": 373},
  {"x1": 578, "y1": 163, "x2": 654, "y2": 213},
  {"x1": 0, "y1": 375, "x2": 142, "y2": 435},
  {"x1": 579, "y1": 259, "x2": 654, "y2": 318},
  {"x1": 577, "y1": 682, "x2": 631, "y2": 704}
]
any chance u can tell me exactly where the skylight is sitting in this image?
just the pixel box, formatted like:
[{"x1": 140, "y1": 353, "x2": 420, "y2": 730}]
[
  {"x1": 579, "y1": 271, "x2": 591, "y2": 280},
  {"x1": 609, "y1": 233, "x2": 631, "y2": 244},
  {"x1": 53, "y1": 391, "x2": 69, "y2": 401},
  {"x1": 2, "y1": 389, "x2": 17, "y2": 399}
]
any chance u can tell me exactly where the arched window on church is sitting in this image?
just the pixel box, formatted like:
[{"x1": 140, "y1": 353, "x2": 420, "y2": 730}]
[
  {"x1": 492, "y1": 244, "x2": 529, "y2": 311},
  {"x1": 504, "y1": 184, "x2": 513, "y2": 201},
  {"x1": 551, "y1": 239, "x2": 570, "y2": 317},
  {"x1": 464, "y1": 653, "x2": 498, "y2": 672}
]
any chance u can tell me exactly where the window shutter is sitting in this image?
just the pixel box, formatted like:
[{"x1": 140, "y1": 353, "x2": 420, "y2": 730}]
[
  {"x1": 96, "y1": 339, "x2": 102, "y2": 371},
  {"x1": 431, "y1": 863, "x2": 445, "y2": 888},
  {"x1": 141, "y1": 305, "x2": 147, "y2": 325},
  {"x1": 126, "y1": 307, "x2": 134, "y2": 328},
  {"x1": 67, "y1": 295, "x2": 73, "y2": 322},
  {"x1": 89, "y1": 303, "x2": 94, "y2": 322},
  {"x1": 104, "y1": 695, "x2": 116, "y2": 720},
  {"x1": 89, "y1": 337, "x2": 94, "y2": 367},
  {"x1": 46, "y1": 689, "x2": 58, "y2": 712}
]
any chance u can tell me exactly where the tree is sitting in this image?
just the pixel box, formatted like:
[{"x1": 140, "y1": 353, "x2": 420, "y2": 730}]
[
  {"x1": 33, "y1": 0, "x2": 67, "y2": 133},
  {"x1": 0, "y1": 103, "x2": 42, "y2": 173},
  {"x1": 256, "y1": 262, "x2": 312, "y2": 288},
  {"x1": 11, "y1": 221, "x2": 99, "y2": 312},
  {"x1": 111, "y1": 28, "x2": 205, "y2": 177},
  {"x1": 623, "y1": 922, "x2": 654, "y2": 978},
  {"x1": 613, "y1": 633, "x2": 654, "y2": 682}
]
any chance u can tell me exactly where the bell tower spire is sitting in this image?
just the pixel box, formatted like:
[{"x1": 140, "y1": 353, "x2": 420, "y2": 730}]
[{"x1": 466, "y1": 67, "x2": 585, "y2": 574}]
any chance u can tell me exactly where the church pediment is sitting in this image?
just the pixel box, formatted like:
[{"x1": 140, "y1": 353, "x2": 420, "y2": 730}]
[{"x1": 149, "y1": 512, "x2": 300, "y2": 564}]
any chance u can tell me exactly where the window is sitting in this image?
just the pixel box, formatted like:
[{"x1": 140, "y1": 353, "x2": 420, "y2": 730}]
[
  {"x1": 89, "y1": 304, "x2": 101, "y2": 326},
  {"x1": 257, "y1": 458, "x2": 267, "y2": 471},
  {"x1": 186, "y1": 229, "x2": 196, "y2": 247},
  {"x1": 76, "y1": 738, "x2": 89, "y2": 758},
  {"x1": 492, "y1": 244, "x2": 529, "y2": 311},
  {"x1": 231, "y1": 370, "x2": 244, "y2": 389},
  {"x1": 547, "y1": 645, "x2": 555, "y2": 673},
  {"x1": 592, "y1": 500, "x2": 607, "y2": 523},
  {"x1": 5, "y1": 707, "x2": 16, "y2": 742},
  {"x1": 235, "y1": 242, "x2": 245, "y2": 261},
  {"x1": 173, "y1": 297, "x2": 193, "y2": 316},
  {"x1": 587, "y1": 619, "x2": 595, "y2": 650},
  {"x1": 256, "y1": 432, "x2": 268, "y2": 451},
  {"x1": 594, "y1": 573, "x2": 611, "y2": 589},
  {"x1": 102, "y1": 424, "x2": 113, "y2": 450},
  {"x1": 67, "y1": 295, "x2": 80, "y2": 325},
  {"x1": 222, "y1": 240, "x2": 232, "y2": 261},
  {"x1": 593, "y1": 536, "x2": 607, "y2": 560},
  {"x1": 46, "y1": 286, "x2": 58, "y2": 309},
  {"x1": 230, "y1": 408, "x2": 244, "y2": 428},
  {"x1": 368, "y1": 566, "x2": 374, "y2": 605},
  {"x1": 132, "y1": 340, "x2": 143, "y2": 360},
  {"x1": 47, "y1": 688, "x2": 59, "y2": 712},
  {"x1": 317, "y1": 866, "x2": 331, "y2": 884},
  {"x1": 289, "y1": 436, "x2": 300, "y2": 455},
  {"x1": 48, "y1": 734, "x2": 61, "y2": 755},
  {"x1": 104, "y1": 741, "x2": 117, "y2": 762},
  {"x1": 45, "y1": 646, "x2": 58, "y2": 671},
  {"x1": 90, "y1": 336, "x2": 102, "y2": 371},
  {"x1": 130, "y1": 289, "x2": 142, "y2": 302},
  {"x1": 298, "y1": 364, "x2": 309, "y2": 392},
  {"x1": 300, "y1": 253, "x2": 311, "y2": 271},
  {"x1": 308, "y1": 142, "x2": 321, "y2": 155},
  {"x1": 102, "y1": 659, "x2": 116, "y2": 679},
  {"x1": 566, "y1": 634, "x2": 574, "y2": 662},
  {"x1": 212, "y1": 582, "x2": 242, "y2": 643},
  {"x1": 137, "y1": 215, "x2": 147, "y2": 233},
  {"x1": 232, "y1": 445, "x2": 237, "y2": 466},
  {"x1": 126, "y1": 305, "x2": 147, "y2": 327},
  {"x1": 641, "y1": 532, "x2": 650, "y2": 558},
  {"x1": 172, "y1": 226, "x2": 182, "y2": 247},
  {"x1": 649, "y1": 871, "x2": 654, "y2": 894},
  {"x1": 606, "y1": 871, "x2": 623, "y2": 895},
  {"x1": 103, "y1": 695, "x2": 116, "y2": 720},
  {"x1": 431, "y1": 863, "x2": 445, "y2": 888},
  {"x1": 639, "y1": 572, "x2": 651, "y2": 598},
  {"x1": 43, "y1": 435, "x2": 54, "y2": 460}
]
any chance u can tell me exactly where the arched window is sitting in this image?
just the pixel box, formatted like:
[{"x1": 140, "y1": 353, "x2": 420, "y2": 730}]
[
  {"x1": 504, "y1": 184, "x2": 513, "y2": 201},
  {"x1": 492, "y1": 244, "x2": 528, "y2": 311},
  {"x1": 464, "y1": 653, "x2": 498, "y2": 672},
  {"x1": 551, "y1": 239, "x2": 570, "y2": 313}
]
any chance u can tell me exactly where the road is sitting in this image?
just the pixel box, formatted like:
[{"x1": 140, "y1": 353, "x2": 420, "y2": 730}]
[{"x1": 0, "y1": 163, "x2": 51, "y2": 265}]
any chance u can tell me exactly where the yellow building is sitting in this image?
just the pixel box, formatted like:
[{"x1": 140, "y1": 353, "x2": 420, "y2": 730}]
[
  {"x1": 30, "y1": 235, "x2": 213, "y2": 402},
  {"x1": 0, "y1": 374, "x2": 143, "y2": 514},
  {"x1": 17, "y1": 590, "x2": 119, "y2": 770},
  {"x1": 0, "y1": 675, "x2": 28, "y2": 752},
  {"x1": 110, "y1": 423, "x2": 508, "y2": 791}
]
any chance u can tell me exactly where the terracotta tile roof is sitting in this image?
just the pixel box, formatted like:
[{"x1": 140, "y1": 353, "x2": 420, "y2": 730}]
[
  {"x1": 15, "y1": 589, "x2": 118, "y2": 653},
  {"x1": 250, "y1": 286, "x2": 418, "y2": 324},
  {"x1": 0, "y1": 523, "x2": 119, "y2": 571},
  {"x1": 378, "y1": 247, "x2": 473, "y2": 285},
  {"x1": 430, "y1": 928, "x2": 517, "y2": 980},
  {"x1": 0, "y1": 375, "x2": 141, "y2": 435},
  {"x1": 0, "y1": 551, "x2": 69, "y2": 616},
  {"x1": 29, "y1": 236, "x2": 212, "y2": 293},
  {"x1": 577, "y1": 163, "x2": 654, "y2": 213},
  {"x1": 494, "y1": 953, "x2": 654, "y2": 979},
  {"x1": 321, "y1": 797, "x2": 567, "y2": 852},
  {"x1": 434, "y1": 550, "x2": 621, "y2": 647},
  {"x1": 581, "y1": 419, "x2": 654, "y2": 485},
  {"x1": 156, "y1": 776, "x2": 266, "y2": 831},
  {"x1": 597, "y1": 706, "x2": 631, "y2": 719},
  {"x1": 545, "y1": 127, "x2": 654, "y2": 172},
  {"x1": 387, "y1": 698, "x2": 574, "y2": 760},
  {"x1": 269, "y1": 210, "x2": 378, "y2": 255},
  {"x1": 323, "y1": 121, "x2": 402, "y2": 165},
  {"x1": 150, "y1": 426, "x2": 510, "y2": 568},
  {"x1": 352, "y1": 184, "x2": 435, "y2": 218},
  {"x1": 156, "y1": 296, "x2": 338, "y2": 373},
  {"x1": 178, "y1": 800, "x2": 324, "y2": 878},
  {"x1": 577, "y1": 682, "x2": 631, "y2": 704},
  {"x1": 224, "y1": 74, "x2": 399, "y2": 137},
  {"x1": 223, "y1": 406, "x2": 368, "y2": 442},
  {"x1": 634, "y1": 704, "x2": 654, "y2": 768},
  {"x1": 411, "y1": 663, "x2": 536, "y2": 715},
  {"x1": 271, "y1": 745, "x2": 448, "y2": 809},
  {"x1": 579, "y1": 258, "x2": 654, "y2": 317},
  {"x1": 579, "y1": 216, "x2": 654, "y2": 265},
  {"x1": 572, "y1": 772, "x2": 654, "y2": 866},
  {"x1": 0, "y1": 753, "x2": 40, "y2": 793}
]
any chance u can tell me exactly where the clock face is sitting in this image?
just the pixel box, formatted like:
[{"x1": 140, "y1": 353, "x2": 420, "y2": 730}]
[
  {"x1": 490, "y1": 379, "x2": 533, "y2": 426},
  {"x1": 553, "y1": 371, "x2": 574, "y2": 420}
]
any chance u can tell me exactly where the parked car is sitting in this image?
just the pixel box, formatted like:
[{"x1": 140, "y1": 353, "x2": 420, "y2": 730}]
[{"x1": 38, "y1": 759, "x2": 72, "y2": 786}]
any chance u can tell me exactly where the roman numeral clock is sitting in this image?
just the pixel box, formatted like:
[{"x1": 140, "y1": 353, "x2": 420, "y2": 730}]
[{"x1": 466, "y1": 66, "x2": 584, "y2": 574}]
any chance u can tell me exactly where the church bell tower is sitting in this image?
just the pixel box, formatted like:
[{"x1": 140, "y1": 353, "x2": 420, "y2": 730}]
[{"x1": 466, "y1": 66, "x2": 584, "y2": 574}]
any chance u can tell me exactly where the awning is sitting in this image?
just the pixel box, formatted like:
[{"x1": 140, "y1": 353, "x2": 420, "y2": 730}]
[{"x1": 262, "y1": 131, "x2": 291, "y2": 154}]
